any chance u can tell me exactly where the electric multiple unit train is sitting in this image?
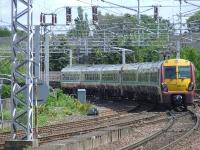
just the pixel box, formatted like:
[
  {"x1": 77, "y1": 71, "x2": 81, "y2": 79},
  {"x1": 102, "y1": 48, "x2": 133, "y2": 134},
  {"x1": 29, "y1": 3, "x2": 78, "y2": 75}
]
[{"x1": 61, "y1": 59, "x2": 195, "y2": 108}]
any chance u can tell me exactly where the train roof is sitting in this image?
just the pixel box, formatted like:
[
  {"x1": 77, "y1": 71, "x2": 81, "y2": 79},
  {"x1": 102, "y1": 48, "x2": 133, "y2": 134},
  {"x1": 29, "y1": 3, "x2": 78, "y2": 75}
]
[
  {"x1": 122, "y1": 63, "x2": 141, "y2": 70},
  {"x1": 163, "y1": 59, "x2": 192, "y2": 66},
  {"x1": 101, "y1": 64, "x2": 122, "y2": 71},
  {"x1": 61, "y1": 65, "x2": 105, "y2": 72},
  {"x1": 61, "y1": 62, "x2": 163, "y2": 73},
  {"x1": 61, "y1": 64, "x2": 122, "y2": 72}
]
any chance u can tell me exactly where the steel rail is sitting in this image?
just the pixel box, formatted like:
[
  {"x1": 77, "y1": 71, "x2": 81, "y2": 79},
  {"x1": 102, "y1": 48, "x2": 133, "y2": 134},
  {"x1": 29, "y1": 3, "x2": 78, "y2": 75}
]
[
  {"x1": 119, "y1": 112, "x2": 174, "y2": 150},
  {"x1": 38, "y1": 115, "x2": 167, "y2": 144},
  {"x1": 0, "y1": 113, "x2": 165, "y2": 149},
  {"x1": 120, "y1": 110, "x2": 199, "y2": 150},
  {"x1": 158, "y1": 110, "x2": 200, "y2": 150}
]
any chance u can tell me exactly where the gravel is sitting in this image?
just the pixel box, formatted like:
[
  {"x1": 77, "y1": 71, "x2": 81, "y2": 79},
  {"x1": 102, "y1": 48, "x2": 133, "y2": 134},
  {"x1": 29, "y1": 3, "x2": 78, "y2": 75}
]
[{"x1": 90, "y1": 122, "x2": 166, "y2": 150}]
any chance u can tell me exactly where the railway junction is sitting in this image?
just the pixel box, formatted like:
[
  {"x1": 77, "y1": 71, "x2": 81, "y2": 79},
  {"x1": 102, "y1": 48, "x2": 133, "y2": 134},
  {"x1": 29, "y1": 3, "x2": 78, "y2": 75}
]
[{"x1": 0, "y1": 0, "x2": 200, "y2": 150}]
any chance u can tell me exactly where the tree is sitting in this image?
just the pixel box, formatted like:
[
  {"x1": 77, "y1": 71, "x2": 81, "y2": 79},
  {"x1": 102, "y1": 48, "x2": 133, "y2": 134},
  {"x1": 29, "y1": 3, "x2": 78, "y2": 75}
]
[
  {"x1": 0, "y1": 27, "x2": 11, "y2": 37},
  {"x1": 180, "y1": 46, "x2": 200, "y2": 88},
  {"x1": 68, "y1": 7, "x2": 90, "y2": 37},
  {"x1": 187, "y1": 11, "x2": 200, "y2": 32},
  {"x1": 89, "y1": 48, "x2": 106, "y2": 64},
  {"x1": 0, "y1": 58, "x2": 11, "y2": 74},
  {"x1": 66, "y1": 8, "x2": 171, "y2": 65},
  {"x1": 0, "y1": 57, "x2": 12, "y2": 98},
  {"x1": 49, "y1": 37, "x2": 70, "y2": 71},
  {"x1": 96, "y1": 13, "x2": 170, "y2": 63}
]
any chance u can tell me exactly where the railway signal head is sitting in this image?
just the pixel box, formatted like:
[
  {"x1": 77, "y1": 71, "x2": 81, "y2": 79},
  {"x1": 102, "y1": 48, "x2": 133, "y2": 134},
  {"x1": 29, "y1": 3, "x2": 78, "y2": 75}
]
[
  {"x1": 40, "y1": 13, "x2": 57, "y2": 26},
  {"x1": 154, "y1": 6, "x2": 158, "y2": 21},
  {"x1": 92, "y1": 6, "x2": 98, "y2": 24},
  {"x1": 66, "y1": 7, "x2": 72, "y2": 24}
]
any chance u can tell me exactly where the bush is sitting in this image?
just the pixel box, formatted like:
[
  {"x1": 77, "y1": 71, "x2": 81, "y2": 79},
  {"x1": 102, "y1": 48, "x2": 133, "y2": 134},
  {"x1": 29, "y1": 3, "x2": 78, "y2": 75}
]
[
  {"x1": 37, "y1": 89, "x2": 92, "y2": 126},
  {"x1": 0, "y1": 27, "x2": 11, "y2": 37},
  {"x1": 181, "y1": 46, "x2": 200, "y2": 88},
  {"x1": 2, "y1": 85, "x2": 11, "y2": 99},
  {"x1": 0, "y1": 110, "x2": 11, "y2": 120}
]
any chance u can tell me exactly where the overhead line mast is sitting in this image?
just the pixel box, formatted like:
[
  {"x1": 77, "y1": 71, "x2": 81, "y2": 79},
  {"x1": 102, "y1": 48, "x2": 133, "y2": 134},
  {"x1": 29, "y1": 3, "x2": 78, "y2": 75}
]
[
  {"x1": 137, "y1": 0, "x2": 141, "y2": 46},
  {"x1": 11, "y1": 0, "x2": 34, "y2": 141},
  {"x1": 177, "y1": 0, "x2": 182, "y2": 59}
]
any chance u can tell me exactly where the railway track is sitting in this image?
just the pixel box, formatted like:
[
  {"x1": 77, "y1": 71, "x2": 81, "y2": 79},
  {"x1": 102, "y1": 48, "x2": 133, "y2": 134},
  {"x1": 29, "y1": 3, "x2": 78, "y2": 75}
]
[
  {"x1": 196, "y1": 89, "x2": 200, "y2": 94},
  {"x1": 0, "y1": 103, "x2": 164, "y2": 149},
  {"x1": 196, "y1": 89, "x2": 200, "y2": 99},
  {"x1": 38, "y1": 113, "x2": 165, "y2": 144},
  {"x1": 119, "y1": 108, "x2": 199, "y2": 150}
]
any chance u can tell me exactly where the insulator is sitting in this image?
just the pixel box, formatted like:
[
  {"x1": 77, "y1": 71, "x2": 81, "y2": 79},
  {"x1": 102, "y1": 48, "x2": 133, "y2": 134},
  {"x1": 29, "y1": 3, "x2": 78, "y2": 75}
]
[
  {"x1": 154, "y1": 6, "x2": 158, "y2": 21},
  {"x1": 43, "y1": 15, "x2": 46, "y2": 24},
  {"x1": 40, "y1": 13, "x2": 43, "y2": 24},
  {"x1": 93, "y1": 15, "x2": 98, "y2": 22},
  {"x1": 66, "y1": 7, "x2": 71, "y2": 14},
  {"x1": 92, "y1": 6, "x2": 98, "y2": 23},
  {"x1": 55, "y1": 14, "x2": 57, "y2": 24},
  {"x1": 52, "y1": 14, "x2": 54, "y2": 25},
  {"x1": 66, "y1": 7, "x2": 72, "y2": 24},
  {"x1": 92, "y1": 6, "x2": 97, "y2": 14}
]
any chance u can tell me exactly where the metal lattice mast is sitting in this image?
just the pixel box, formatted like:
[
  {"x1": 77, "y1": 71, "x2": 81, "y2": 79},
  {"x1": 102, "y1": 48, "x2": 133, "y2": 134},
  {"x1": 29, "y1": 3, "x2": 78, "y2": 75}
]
[
  {"x1": 11, "y1": 0, "x2": 34, "y2": 140},
  {"x1": 177, "y1": 0, "x2": 182, "y2": 59},
  {"x1": 137, "y1": 0, "x2": 141, "y2": 46}
]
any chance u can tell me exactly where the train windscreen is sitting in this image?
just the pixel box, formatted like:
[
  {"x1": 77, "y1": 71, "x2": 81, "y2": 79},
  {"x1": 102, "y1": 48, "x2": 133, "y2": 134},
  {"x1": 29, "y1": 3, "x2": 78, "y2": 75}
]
[
  {"x1": 178, "y1": 66, "x2": 190, "y2": 79},
  {"x1": 164, "y1": 66, "x2": 176, "y2": 79}
]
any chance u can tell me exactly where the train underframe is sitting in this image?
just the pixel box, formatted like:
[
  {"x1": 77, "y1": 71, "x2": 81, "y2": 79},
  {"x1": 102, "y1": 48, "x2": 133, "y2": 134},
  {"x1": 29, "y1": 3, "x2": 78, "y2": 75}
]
[
  {"x1": 61, "y1": 83, "x2": 161, "y2": 104},
  {"x1": 61, "y1": 83, "x2": 194, "y2": 110},
  {"x1": 162, "y1": 91, "x2": 194, "y2": 110}
]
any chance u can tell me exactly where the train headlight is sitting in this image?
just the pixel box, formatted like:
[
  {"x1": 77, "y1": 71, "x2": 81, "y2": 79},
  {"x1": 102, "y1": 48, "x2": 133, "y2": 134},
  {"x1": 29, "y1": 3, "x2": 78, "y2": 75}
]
[
  {"x1": 188, "y1": 82, "x2": 194, "y2": 91},
  {"x1": 161, "y1": 83, "x2": 168, "y2": 92}
]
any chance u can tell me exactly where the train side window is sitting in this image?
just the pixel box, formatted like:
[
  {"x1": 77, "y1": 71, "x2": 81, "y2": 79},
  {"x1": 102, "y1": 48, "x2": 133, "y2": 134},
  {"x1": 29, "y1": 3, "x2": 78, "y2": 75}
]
[
  {"x1": 150, "y1": 72, "x2": 157, "y2": 82},
  {"x1": 85, "y1": 73, "x2": 95, "y2": 81},
  {"x1": 102, "y1": 72, "x2": 117, "y2": 81},
  {"x1": 138, "y1": 70, "x2": 148, "y2": 82},
  {"x1": 123, "y1": 71, "x2": 136, "y2": 81},
  {"x1": 164, "y1": 66, "x2": 176, "y2": 79}
]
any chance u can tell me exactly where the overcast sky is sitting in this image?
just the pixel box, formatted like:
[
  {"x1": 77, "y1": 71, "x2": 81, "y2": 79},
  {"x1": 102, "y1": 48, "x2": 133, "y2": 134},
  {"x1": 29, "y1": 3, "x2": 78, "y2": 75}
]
[{"x1": 0, "y1": 0, "x2": 200, "y2": 26}]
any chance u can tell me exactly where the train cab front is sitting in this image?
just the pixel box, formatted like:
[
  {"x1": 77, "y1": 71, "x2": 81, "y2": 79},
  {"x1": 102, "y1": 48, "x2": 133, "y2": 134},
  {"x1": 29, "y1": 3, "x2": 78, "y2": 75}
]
[{"x1": 161, "y1": 59, "x2": 195, "y2": 109}]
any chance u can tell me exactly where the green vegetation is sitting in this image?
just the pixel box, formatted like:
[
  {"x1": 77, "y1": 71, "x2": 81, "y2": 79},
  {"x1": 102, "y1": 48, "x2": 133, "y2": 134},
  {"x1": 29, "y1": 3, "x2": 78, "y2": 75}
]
[
  {"x1": 68, "y1": 6, "x2": 89, "y2": 37},
  {"x1": 0, "y1": 27, "x2": 11, "y2": 37},
  {"x1": 88, "y1": 46, "x2": 160, "y2": 64},
  {"x1": 187, "y1": 10, "x2": 200, "y2": 32},
  {"x1": 180, "y1": 46, "x2": 200, "y2": 88},
  {"x1": 37, "y1": 89, "x2": 92, "y2": 126},
  {"x1": 0, "y1": 8, "x2": 199, "y2": 129},
  {"x1": 0, "y1": 57, "x2": 11, "y2": 75},
  {"x1": 58, "y1": 7, "x2": 170, "y2": 66},
  {"x1": 49, "y1": 37, "x2": 72, "y2": 71},
  {"x1": 23, "y1": 146, "x2": 32, "y2": 150},
  {"x1": 0, "y1": 48, "x2": 92, "y2": 126},
  {"x1": 2, "y1": 85, "x2": 11, "y2": 99},
  {"x1": 0, "y1": 53, "x2": 11, "y2": 99},
  {"x1": 1, "y1": 110, "x2": 11, "y2": 120},
  {"x1": 0, "y1": 89, "x2": 92, "y2": 127}
]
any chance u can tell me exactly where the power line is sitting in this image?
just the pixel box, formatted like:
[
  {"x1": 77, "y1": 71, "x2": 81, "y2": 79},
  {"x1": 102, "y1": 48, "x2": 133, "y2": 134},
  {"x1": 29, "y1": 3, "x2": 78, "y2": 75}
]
[
  {"x1": 77, "y1": 0, "x2": 123, "y2": 15},
  {"x1": 0, "y1": 20, "x2": 11, "y2": 26},
  {"x1": 184, "y1": 0, "x2": 200, "y2": 7}
]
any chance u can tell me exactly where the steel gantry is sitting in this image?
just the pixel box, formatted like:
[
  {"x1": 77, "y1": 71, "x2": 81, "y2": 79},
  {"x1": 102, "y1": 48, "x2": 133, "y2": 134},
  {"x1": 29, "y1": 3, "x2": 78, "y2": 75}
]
[{"x1": 11, "y1": 0, "x2": 34, "y2": 140}]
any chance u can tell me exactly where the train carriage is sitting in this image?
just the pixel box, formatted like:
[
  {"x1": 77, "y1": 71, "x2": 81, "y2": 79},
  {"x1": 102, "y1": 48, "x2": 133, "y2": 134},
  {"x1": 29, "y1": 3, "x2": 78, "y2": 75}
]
[
  {"x1": 161, "y1": 59, "x2": 195, "y2": 107},
  {"x1": 61, "y1": 59, "x2": 195, "y2": 108},
  {"x1": 61, "y1": 65, "x2": 82, "y2": 88}
]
